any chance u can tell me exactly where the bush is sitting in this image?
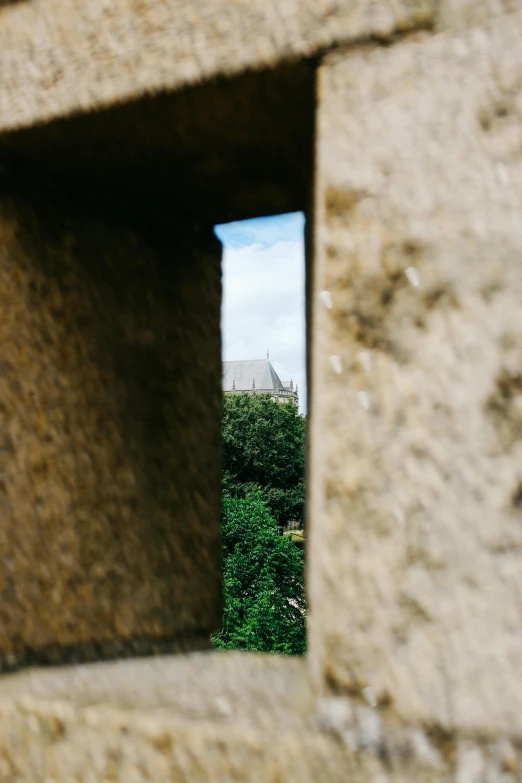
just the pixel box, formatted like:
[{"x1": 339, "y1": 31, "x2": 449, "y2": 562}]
[
  {"x1": 212, "y1": 492, "x2": 306, "y2": 655},
  {"x1": 222, "y1": 393, "x2": 305, "y2": 530}
]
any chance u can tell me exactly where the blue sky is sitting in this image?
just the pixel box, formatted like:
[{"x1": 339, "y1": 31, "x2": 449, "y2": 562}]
[
  {"x1": 215, "y1": 211, "x2": 305, "y2": 249},
  {"x1": 215, "y1": 212, "x2": 306, "y2": 412}
]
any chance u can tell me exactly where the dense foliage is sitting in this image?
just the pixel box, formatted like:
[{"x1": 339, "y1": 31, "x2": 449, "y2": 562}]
[
  {"x1": 222, "y1": 393, "x2": 306, "y2": 530},
  {"x1": 213, "y1": 394, "x2": 307, "y2": 655},
  {"x1": 212, "y1": 492, "x2": 306, "y2": 655}
]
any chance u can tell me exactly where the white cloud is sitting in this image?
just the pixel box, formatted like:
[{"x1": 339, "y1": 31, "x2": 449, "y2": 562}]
[{"x1": 221, "y1": 236, "x2": 306, "y2": 412}]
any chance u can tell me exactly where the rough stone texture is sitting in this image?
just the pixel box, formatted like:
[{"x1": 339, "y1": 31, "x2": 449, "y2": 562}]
[
  {"x1": 437, "y1": 0, "x2": 522, "y2": 30},
  {"x1": 1, "y1": 0, "x2": 522, "y2": 780},
  {"x1": 0, "y1": 652, "x2": 521, "y2": 782},
  {"x1": 0, "y1": 163, "x2": 222, "y2": 666},
  {"x1": 0, "y1": 0, "x2": 434, "y2": 134},
  {"x1": 309, "y1": 11, "x2": 522, "y2": 736}
]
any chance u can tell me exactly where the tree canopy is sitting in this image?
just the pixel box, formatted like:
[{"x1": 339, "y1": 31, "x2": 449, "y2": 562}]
[
  {"x1": 222, "y1": 393, "x2": 306, "y2": 529},
  {"x1": 212, "y1": 492, "x2": 306, "y2": 655}
]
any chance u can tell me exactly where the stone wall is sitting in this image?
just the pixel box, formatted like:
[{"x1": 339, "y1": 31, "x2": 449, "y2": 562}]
[
  {"x1": 0, "y1": 0, "x2": 521, "y2": 780},
  {"x1": 309, "y1": 9, "x2": 522, "y2": 738},
  {"x1": 0, "y1": 0, "x2": 434, "y2": 133},
  {"x1": 0, "y1": 164, "x2": 222, "y2": 669}
]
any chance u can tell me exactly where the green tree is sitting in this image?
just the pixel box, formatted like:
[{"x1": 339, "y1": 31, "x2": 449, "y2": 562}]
[
  {"x1": 222, "y1": 393, "x2": 305, "y2": 529},
  {"x1": 212, "y1": 492, "x2": 306, "y2": 655}
]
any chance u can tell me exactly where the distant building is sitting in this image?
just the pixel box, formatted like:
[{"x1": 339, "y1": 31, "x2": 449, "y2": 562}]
[{"x1": 222, "y1": 354, "x2": 298, "y2": 406}]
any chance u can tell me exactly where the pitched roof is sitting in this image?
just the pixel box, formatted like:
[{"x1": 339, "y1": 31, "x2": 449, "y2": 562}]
[{"x1": 222, "y1": 359, "x2": 284, "y2": 392}]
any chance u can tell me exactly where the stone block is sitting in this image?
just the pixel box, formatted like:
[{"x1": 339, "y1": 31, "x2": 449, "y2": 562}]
[
  {"x1": 0, "y1": 164, "x2": 222, "y2": 667},
  {"x1": 0, "y1": 0, "x2": 435, "y2": 134},
  {"x1": 0, "y1": 652, "x2": 519, "y2": 781},
  {"x1": 310, "y1": 11, "x2": 522, "y2": 735}
]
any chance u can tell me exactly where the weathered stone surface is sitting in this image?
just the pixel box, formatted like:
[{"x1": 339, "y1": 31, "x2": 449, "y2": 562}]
[
  {"x1": 437, "y1": 0, "x2": 522, "y2": 30},
  {"x1": 0, "y1": 651, "x2": 314, "y2": 724},
  {"x1": 310, "y1": 11, "x2": 522, "y2": 735},
  {"x1": 0, "y1": 652, "x2": 520, "y2": 782},
  {"x1": 0, "y1": 164, "x2": 222, "y2": 665},
  {"x1": 1, "y1": 0, "x2": 522, "y2": 778},
  {"x1": 0, "y1": 0, "x2": 434, "y2": 134}
]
